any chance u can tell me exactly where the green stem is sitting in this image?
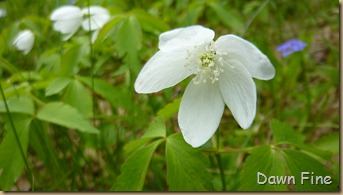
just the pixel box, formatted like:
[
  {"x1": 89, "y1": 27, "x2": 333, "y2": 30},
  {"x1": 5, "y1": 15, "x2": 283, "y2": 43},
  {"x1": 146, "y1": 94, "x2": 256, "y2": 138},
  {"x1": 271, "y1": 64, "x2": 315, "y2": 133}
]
[
  {"x1": 215, "y1": 130, "x2": 226, "y2": 191},
  {"x1": 204, "y1": 146, "x2": 255, "y2": 154},
  {"x1": 87, "y1": 0, "x2": 96, "y2": 124},
  {"x1": 300, "y1": 55, "x2": 312, "y2": 118},
  {"x1": 0, "y1": 82, "x2": 34, "y2": 190},
  {"x1": 215, "y1": 154, "x2": 226, "y2": 191},
  {"x1": 240, "y1": 0, "x2": 271, "y2": 36}
]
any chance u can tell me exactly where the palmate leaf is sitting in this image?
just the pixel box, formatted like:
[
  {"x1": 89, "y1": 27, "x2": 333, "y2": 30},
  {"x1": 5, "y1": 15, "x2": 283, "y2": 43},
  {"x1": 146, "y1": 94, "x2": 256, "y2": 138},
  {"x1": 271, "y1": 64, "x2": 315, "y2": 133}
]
[
  {"x1": 282, "y1": 149, "x2": 339, "y2": 191},
  {"x1": 142, "y1": 116, "x2": 166, "y2": 139},
  {"x1": 116, "y1": 16, "x2": 142, "y2": 56},
  {"x1": 0, "y1": 114, "x2": 31, "y2": 190},
  {"x1": 166, "y1": 133, "x2": 212, "y2": 191},
  {"x1": 93, "y1": 15, "x2": 125, "y2": 49},
  {"x1": 157, "y1": 97, "x2": 181, "y2": 121},
  {"x1": 36, "y1": 102, "x2": 99, "y2": 134},
  {"x1": 116, "y1": 15, "x2": 142, "y2": 75},
  {"x1": 112, "y1": 140, "x2": 163, "y2": 191},
  {"x1": 124, "y1": 116, "x2": 166, "y2": 155},
  {"x1": 59, "y1": 43, "x2": 86, "y2": 77},
  {"x1": 271, "y1": 119, "x2": 332, "y2": 160},
  {"x1": 63, "y1": 79, "x2": 93, "y2": 118},
  {"x1": 312, "y1": 132, "x2": 339, "y2": 154},
  {"x1": 77, "y1": 76, "x2": 130, "y2": 110},
  {"x1": 45, "y1": 77, "x2": 71, "y2": 96},
  {"x1": 0, "y1": 96, "x2": 34, "y2": 115},
  {"x1": 270, "y1": 119, "x2": 306, "y2": 145},
  {"x1": 239, "y1": 145, "x2": 339, "y2": 191},
  {"x1": 131, "y1": 9, "x2": 169, "y2": 34},
  {"x1": 239, "y1": 145, "x2": 287, "y2": 191}
]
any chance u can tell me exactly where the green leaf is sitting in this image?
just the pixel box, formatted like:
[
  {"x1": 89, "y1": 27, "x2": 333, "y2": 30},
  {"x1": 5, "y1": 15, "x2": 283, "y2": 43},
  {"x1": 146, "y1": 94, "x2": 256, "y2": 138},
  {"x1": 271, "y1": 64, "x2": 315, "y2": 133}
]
[
  {"x1": 37, "y1": 48, "x2": 61, "y2": 72},
  {"x1": 29, "y1": 119, "x2": 62, "y2": 175},
  {"x1": 36, "y1": 102, "x2": 99, "y2": 134},
  {"x1": 208, "y1": 2, "x2": 244, "y2": 30},
  {"x1": 0, "y1": 57, "x2": 19, "y2": 74},
  {"x1": 157, "y1": 97, "x2": 181, "y2": 120},
  {"x1": 63, "y1": 80, "x2": 93, "y2": 117},
  {"x1": 0, "y1": 96, "x2": 34, "y2": 115},
  {"x1": 93, "y1": 15, "x2": 125, "y2": 49},
  {"x1": 0, "y1": 114, "x2": 31, "y2": 190},
  {"x1": 131, "y1": 9, "x2": 169, "y2": 34},
  {"x1": 116, "y1": 16, "x2": 142, "y2": 56},
  {"x1": 271, "y1": 119, "x2": 306, "y2": 145},
  {"x1": 180, "y1": 2, "x2": 204, "y2": 26},
  {"x1": 45, "y1": 77, "x2": 71, "y2": 96},
  {"x1": 112, "y1": 140, "x2": 163, "y2": 191},
  {"x1": 77, "y1": 76, "x2": 130, "y2": 110},
  {"x1": 239, "y1": 145, "x2": 287, "y2": 191},
  {"x1": 124, "y1": 117, "x2": 166, "y2": 155},
  {"x1": 116, "y1": 16, "x2": 142, "y2": 75},
  {"x1": 82, "y1": 122, "x2": 118, "y2": 149},
  {"x1": 166, "y1": 133, "x2": 212, "y2": 191},
  {"x1": 59, "y1": 43, "x2": 84, "y2": 77},
  {"x1": 282, "y1": 149, "x2": 339, "y2": 191},
  {"x1": 293, "y1": 143, "x2": 332, "y2": 161},
  {"x1": 123, "y1": 137, "x2": 154, "y2": 155},
  {"x1": 312, "y1": 132, "x2": 339, "y2": 154},
  {"x1": 142, "y1": 116, "x2": 166, "y2": 138}
]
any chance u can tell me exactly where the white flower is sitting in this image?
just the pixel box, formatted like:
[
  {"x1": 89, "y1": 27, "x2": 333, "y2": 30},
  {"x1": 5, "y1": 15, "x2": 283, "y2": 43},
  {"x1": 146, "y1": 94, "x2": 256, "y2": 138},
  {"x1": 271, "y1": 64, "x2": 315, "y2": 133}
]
[
  {"x1": 50, "y1": 5, "x2": 83, "y2": 41},
  {"x1": 50, "y1": 5, "x2": 110, "y2": 41},
  {"x1": 13, "y1": 30, "x2": 35, "y2": 55},
  {"x1": 81, "y1": 6, "x2": 110, "y2": 31},
  {"x1": 0, "y1": 8, "x2": 6, "y2": 18},
  {"x1": 81, "y1": 6, "x2": 110, "y2": 43},
  {"x1": 134, "y1": 25, "x2": 275, "y2": 148}
]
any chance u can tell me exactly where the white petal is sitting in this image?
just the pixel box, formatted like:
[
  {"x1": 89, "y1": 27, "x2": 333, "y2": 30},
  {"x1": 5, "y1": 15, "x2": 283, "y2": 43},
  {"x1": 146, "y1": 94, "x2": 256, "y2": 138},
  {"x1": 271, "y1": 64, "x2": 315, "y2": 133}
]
[
  {"x1": 0, "y1": 9, "x2": 7, "y2": 18},
  {"x1": 215, "y1": 34, "x2": 275, "y2": 80},
  {"x1": 50, "y1": 6, "x2": 83, "y2": 21},
  {"x1": 134, "y1": 50, "x2": 194, "y2": 93},
  {"x1": 219, "y1": 59, "x2": 256, "y2": 129},
  {"x1": 53, "y1": 19, "x2": 82, "y2": 34},
  {"x1": 91, "y1": 30, "x2": 99, "y2": 43},
  {"x1": 50, "y1": 6, "x2": 82, "y2": 39},
  {"x1": 81, "y1": 6, "x2": 110, "y2": 31},
  {"x1": 13, "y1": 30, "x2": 34, "y2": 55},
  {"x1": 82, "y1": 5, "x2": 110, "y2": 16},
  {"x1": 158, "y1": 25, "x2": 215, "y2": 51},
  {"x1": 178, "y1": 81, "x2": 225, "y2": 148}
]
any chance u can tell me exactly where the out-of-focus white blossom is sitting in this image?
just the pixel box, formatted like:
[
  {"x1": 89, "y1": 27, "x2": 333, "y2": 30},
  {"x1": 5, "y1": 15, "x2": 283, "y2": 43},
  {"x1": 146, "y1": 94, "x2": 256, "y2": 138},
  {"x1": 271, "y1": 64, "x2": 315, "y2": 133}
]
[
  {"x1": 50, "y1": 5, "x2": 110, "y2": 41},
  {"x1": 13, "y1": 30, "x2": 35, "y2": 55},
  {"x1": 0, "y1": 8, "x2": 6, "y2": 18},
  {"x1": 50, "y1": 5, "x2": 83, "y2": 40}
]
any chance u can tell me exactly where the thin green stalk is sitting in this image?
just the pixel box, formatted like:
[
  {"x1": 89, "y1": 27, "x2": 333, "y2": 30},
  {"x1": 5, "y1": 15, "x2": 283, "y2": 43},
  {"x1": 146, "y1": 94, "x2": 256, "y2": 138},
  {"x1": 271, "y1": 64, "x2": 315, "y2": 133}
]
[
  {"x1": 240, "y1": 0, "x2": 271, "y2": 36},
  {"x1": 215, "y1": 130, "x2": 226, "y2": 191},
  {"x1": 300, "y1": 55, "x2": 312, "y2": 119},
  {"x1": 215, "y1": 154, "x2": 226, "y2": 191},
  {"x1": 204, "y1": 146, "x2": 256, "y2": 154},
  {"x1": 87, "y1": 0, "x2": 96, "y2": 125},
  {"x1": 0, "y1": 82, "x2": 34, "y2": 190}
]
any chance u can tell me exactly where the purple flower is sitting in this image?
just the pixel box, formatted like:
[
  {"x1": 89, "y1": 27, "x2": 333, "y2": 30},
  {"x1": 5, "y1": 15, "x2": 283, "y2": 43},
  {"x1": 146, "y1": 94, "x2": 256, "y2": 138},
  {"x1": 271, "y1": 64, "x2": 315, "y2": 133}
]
[{"x1": 276, "y1": 39, "x2": 307, "y2": 57}]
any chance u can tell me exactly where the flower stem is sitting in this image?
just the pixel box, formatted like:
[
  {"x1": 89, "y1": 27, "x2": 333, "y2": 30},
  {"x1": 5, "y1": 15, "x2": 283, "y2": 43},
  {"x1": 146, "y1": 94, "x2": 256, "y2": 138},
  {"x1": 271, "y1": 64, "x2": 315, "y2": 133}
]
[
  {"x1": 215, "y1": 154, "x2": 226, "y2": 191},
  {"x1": 204, "y1": 146, "x2": 255, "y2": 154},
  {"x1": 215, "y1": 130, "x2": 226, "y2": 191},
  {"x1": 86, "y1": 0, "x2": 96, "y2": 125},
  {"x1": 241, "y1": 0, "x2": 271, "y2": 36},
  {"x1": 0, "y1": 82, "x2": 34, "y2": 190}
]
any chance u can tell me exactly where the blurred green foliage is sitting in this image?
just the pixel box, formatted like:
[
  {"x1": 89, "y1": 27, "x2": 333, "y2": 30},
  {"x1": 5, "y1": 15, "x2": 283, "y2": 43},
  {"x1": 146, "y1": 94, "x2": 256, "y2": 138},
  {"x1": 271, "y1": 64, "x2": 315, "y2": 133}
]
[{"x1": 0, "y1": 0, "x2": 339, "y2": 191}]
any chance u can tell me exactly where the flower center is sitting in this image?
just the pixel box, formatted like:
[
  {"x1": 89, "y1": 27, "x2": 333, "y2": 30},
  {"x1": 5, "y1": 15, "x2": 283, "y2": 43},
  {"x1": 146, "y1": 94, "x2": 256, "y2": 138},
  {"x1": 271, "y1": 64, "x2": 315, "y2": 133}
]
[{"x1": 192, "y1": 42, "x2": 226, "y2": 84}]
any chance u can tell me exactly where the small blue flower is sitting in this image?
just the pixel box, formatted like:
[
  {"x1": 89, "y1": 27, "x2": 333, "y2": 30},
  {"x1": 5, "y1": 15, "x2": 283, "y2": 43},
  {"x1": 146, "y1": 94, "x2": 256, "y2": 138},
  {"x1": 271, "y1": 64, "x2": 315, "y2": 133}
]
[{"x1": 276, "y1": 39, "x2": 307, "y2": 57}]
